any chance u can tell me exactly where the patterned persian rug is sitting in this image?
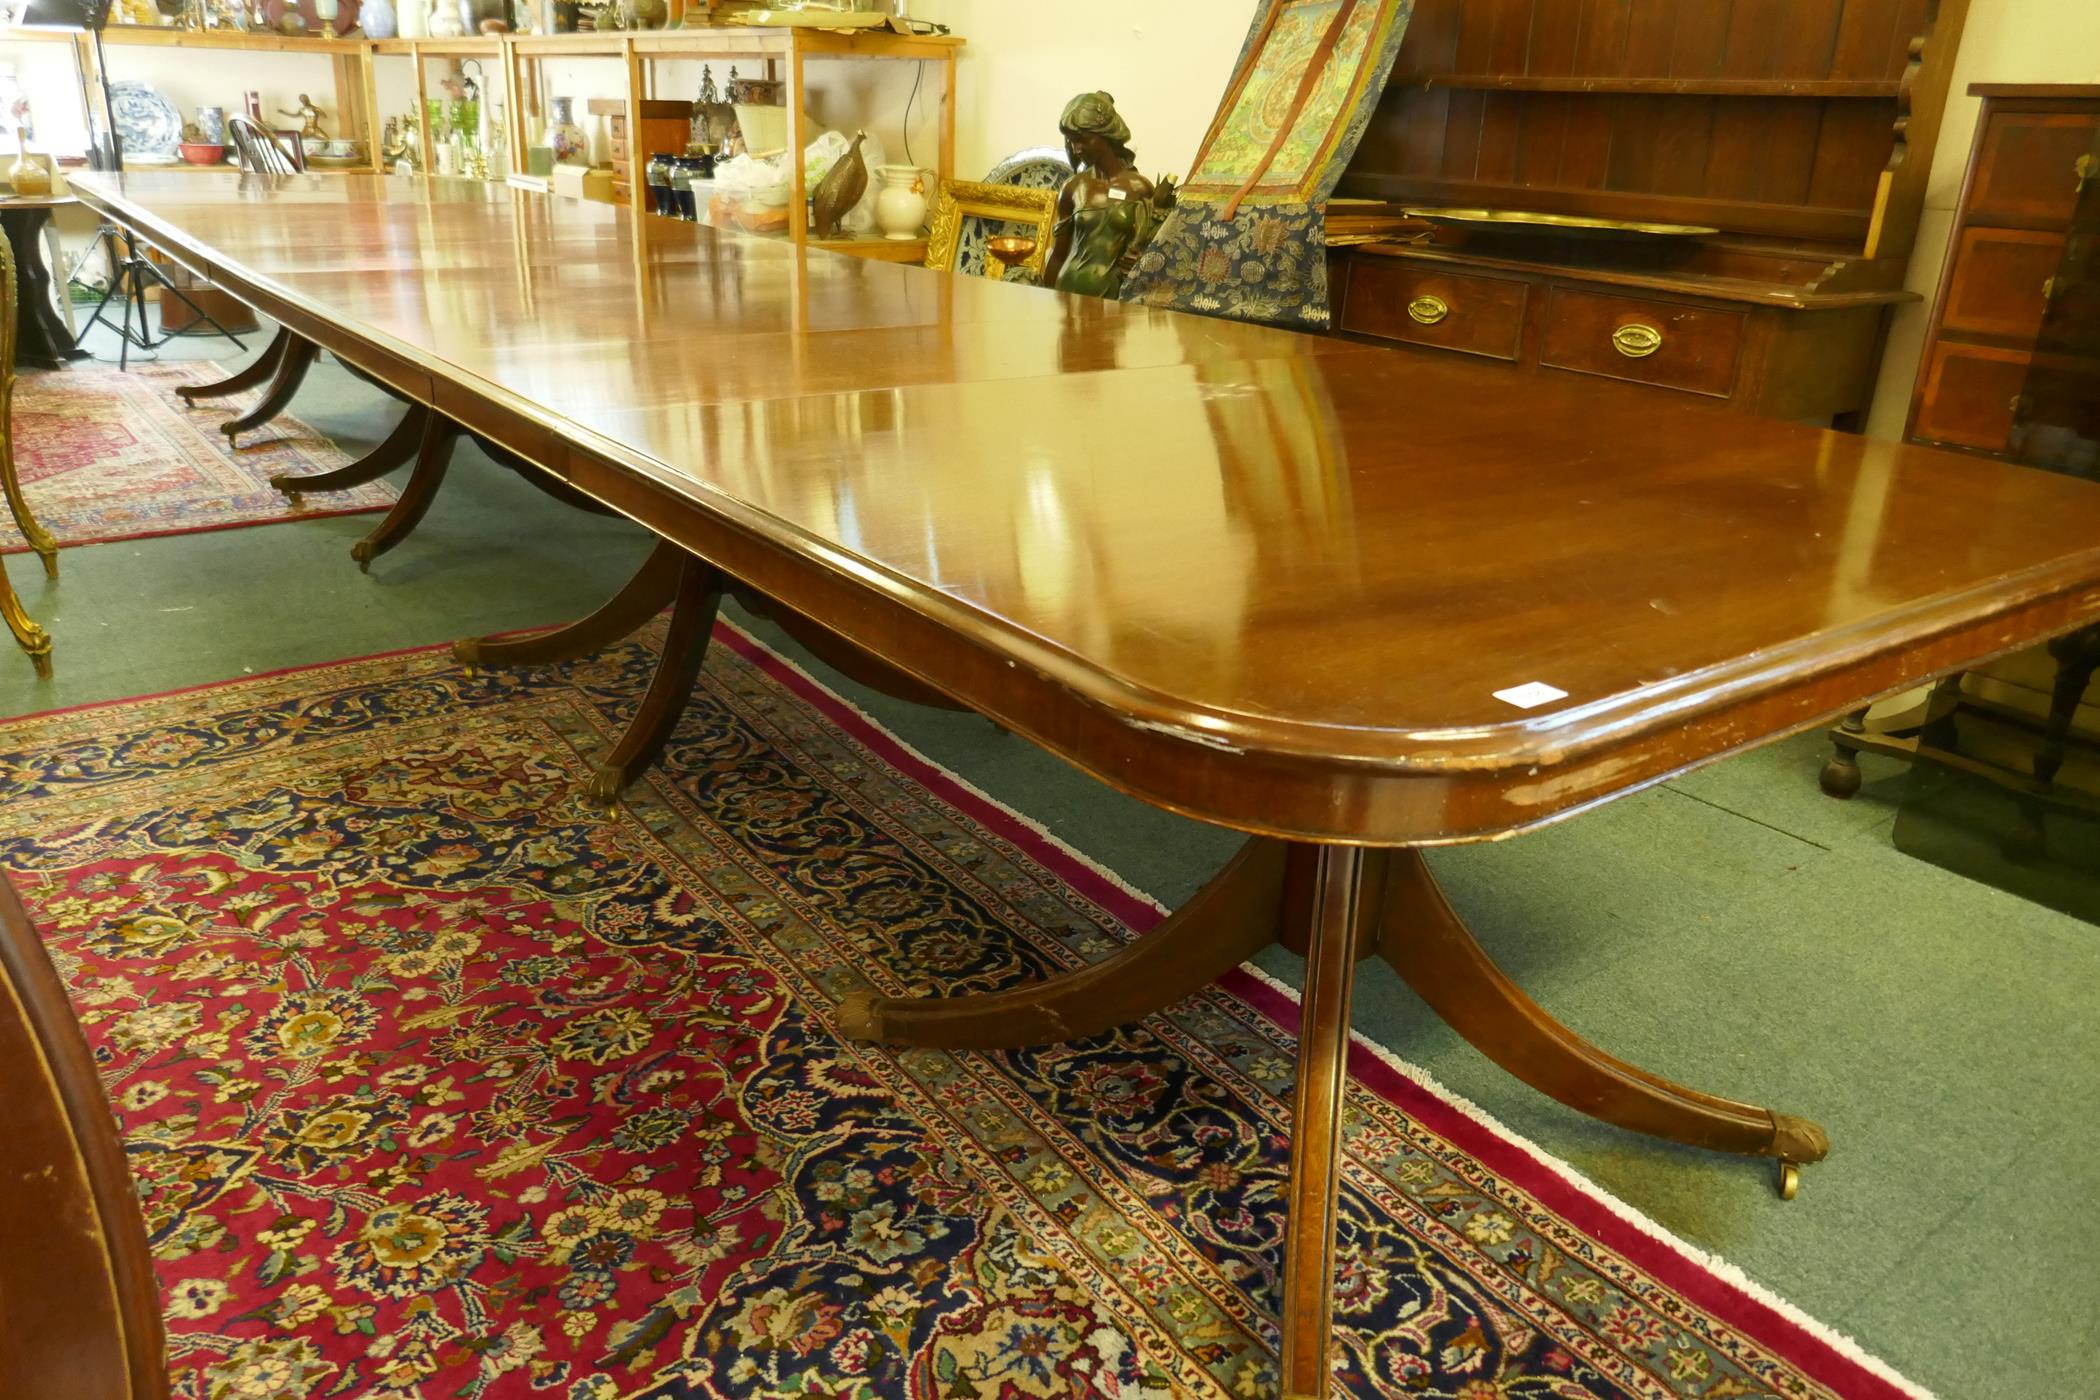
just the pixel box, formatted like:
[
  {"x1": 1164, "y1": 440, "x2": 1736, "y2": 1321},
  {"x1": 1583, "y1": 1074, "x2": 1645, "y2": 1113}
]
[
  {"x1": 0, "y1": 623, "x2": 1926, "y2": 1400},
  {"x1": 2, "y1": 361, "x2": 396, "y2": 555}
]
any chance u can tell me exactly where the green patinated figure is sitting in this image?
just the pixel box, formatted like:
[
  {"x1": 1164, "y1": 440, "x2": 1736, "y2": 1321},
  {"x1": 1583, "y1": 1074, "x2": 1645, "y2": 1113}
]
[{"x1": 1042, "y1": 92, "x2": 1178, "y2": 300}]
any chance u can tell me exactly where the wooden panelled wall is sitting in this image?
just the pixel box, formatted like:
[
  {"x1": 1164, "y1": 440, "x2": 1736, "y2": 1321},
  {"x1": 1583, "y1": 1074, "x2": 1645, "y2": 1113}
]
[{"x1": 1344, "y1": 0, "x2": 1935, "y2": 249}]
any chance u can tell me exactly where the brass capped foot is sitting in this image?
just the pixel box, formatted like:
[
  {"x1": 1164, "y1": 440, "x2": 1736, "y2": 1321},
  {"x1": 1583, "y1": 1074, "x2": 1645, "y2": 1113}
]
[
  {"x1": 1768, "y1": 1113, "x2": 1829, "y2": 1165},
  {"x1": 452, "y1": 638, "x2": 482, "y2": 668},
  {"x1": 1776, "y1": 1160, "x2": 1802, "y2": 1201},
  {"x1": 834, "y1": 990, "x2": 885, "y2": 1043},
  {"x1": 351, "y1": 542, "x2": 376, "y2": 574},
  {"x1": 587, "y1": 764, "x2": 626, "y2": 808}
]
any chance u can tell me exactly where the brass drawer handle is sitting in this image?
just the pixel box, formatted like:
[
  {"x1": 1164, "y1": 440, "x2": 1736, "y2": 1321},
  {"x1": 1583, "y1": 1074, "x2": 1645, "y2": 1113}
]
[
  {"x1": 2078, "y1": 153, "x2": 2097, "y2": 194},
  {"x1": 1407, "y1": 294, "x2": 1450, "y2": 325},
  {"x1": 1612, "y1": 323, "x2": 1664, "y2": 358}
]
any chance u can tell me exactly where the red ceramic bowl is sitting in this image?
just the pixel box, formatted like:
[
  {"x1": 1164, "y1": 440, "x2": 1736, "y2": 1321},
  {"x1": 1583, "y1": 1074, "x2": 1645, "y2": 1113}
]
[{"x1": 179, "y1": 142, "x2": 227, "y2": 166}]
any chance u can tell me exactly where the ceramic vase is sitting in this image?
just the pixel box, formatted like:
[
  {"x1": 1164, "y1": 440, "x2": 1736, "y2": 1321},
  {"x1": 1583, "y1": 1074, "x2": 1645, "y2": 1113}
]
[
  {"x1": 873, "y1": 164, "x2": 926, "y2": 241},
  {"x1": 427, "y1": 0, "x2": 464, "y2": 35},
  {"x1": 362, "y1": 0, "x2": 396, "y2": 38},
  {"x1": 7, "y1": 132, "x2": 51, "y2": 198},
  {"x1": 546, "y1": 97, "x2": 585, "y2": 165},
  {"x1": 193, "y1": 105, "x2": 227, "y2": 144}
]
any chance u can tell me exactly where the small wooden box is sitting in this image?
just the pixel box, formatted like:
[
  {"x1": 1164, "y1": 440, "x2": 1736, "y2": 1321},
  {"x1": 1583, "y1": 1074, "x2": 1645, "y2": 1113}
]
[{"x1": 588, "y1": 98, "x2": 693, "y2": 204}]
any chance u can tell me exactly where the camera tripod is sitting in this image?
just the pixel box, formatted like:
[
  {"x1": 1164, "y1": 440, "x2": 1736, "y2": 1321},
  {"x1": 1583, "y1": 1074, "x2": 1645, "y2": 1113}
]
[{"x1": 69, "y1": 223, "x2": 247, "y2": 369}]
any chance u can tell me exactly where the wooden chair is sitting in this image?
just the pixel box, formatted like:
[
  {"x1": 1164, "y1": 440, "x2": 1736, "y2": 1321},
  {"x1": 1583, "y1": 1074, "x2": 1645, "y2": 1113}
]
[
  {"x1": 0, "y1": 873, "x2": 167, "y2": 1398},
  {"x1": 1, "y1": 231, "x2": 54, "y2": 675},
  {"x1": 176, "y1": 117, "x2": 322, "y2": 447}
]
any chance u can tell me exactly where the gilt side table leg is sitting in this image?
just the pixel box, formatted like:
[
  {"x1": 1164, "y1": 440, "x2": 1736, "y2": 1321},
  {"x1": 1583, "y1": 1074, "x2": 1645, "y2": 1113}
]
[
  {"x1": 0, "y1": 554, "x2": 52, "y2": 679},
  {"x1": 0, "y1": 387, "x2": 59, "y2": 580}
]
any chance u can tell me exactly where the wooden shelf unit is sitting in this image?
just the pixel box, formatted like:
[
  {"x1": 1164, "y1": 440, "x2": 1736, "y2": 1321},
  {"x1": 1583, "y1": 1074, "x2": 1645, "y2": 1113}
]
[
  {"x1": 5, "y1": 21, "x2": 960, "y2": 247},
  {"x1": 1329, "y1": 0, "x2": 1972, "y2": 425},
  {"x1": 504, "y1": 25, "x2": 959, "y2": 248},
  {"x1": 35, "y1": 22, "x2": 388, "y2": 175}
]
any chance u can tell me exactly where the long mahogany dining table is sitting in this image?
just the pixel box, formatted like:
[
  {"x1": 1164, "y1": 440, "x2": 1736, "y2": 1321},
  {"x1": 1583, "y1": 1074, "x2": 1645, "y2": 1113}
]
[{"x1": 70, "y1": 169, "x2": 2100, "y2": 1397}]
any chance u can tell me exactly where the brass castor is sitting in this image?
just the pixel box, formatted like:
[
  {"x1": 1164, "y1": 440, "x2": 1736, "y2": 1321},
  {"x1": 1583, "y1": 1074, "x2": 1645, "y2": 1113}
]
[
  {"x1": 587, "y1": 764, "x2": 626, "y2": 809},
  {"x1": 351, "y1": 541, "x2": 376, "y2": 574},
  {"x1": 1819, "y1": 752, "x2": 1862, "y2": 800},
  {"x1": 1776, "y1": 1160, "x2": 1802, "y2": 1201}
]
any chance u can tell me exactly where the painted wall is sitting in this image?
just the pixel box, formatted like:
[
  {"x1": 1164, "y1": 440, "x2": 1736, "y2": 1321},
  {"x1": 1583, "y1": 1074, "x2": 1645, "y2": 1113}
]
[
  {"x1": 1864, "y1": 0, "x2": 2100, "y2": 439},
  {"x1": 915, "y1": 0, "x2": 1258, "y2": 180}
]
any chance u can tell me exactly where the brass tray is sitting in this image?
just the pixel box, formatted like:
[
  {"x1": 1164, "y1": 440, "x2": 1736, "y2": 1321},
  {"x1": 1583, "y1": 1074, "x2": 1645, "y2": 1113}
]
[{"x1": 1402, "y1": 206, "x2": 1718, "y2": 240}]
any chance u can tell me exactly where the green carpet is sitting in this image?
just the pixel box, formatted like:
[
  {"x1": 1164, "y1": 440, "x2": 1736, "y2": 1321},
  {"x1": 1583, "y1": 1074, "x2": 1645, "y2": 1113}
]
[{"x1": 5, "y1": 326, "x2": 2093, "y2": 1398}]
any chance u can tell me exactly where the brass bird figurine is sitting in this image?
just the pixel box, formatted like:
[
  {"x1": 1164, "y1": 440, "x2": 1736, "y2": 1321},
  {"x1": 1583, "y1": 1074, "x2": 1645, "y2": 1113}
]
[{"x1": 810, "y1": 130, "x2": 870, "y2": 240}]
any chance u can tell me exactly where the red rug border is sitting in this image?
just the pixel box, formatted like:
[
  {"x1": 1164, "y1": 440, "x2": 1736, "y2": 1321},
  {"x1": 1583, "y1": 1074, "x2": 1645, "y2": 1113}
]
[
  {"x1": 3, "y1": 621, "x2": 1920, "y2": 1400},
  {"x1": 1, "y1": 501, "x2": 393, "y2": 558}
]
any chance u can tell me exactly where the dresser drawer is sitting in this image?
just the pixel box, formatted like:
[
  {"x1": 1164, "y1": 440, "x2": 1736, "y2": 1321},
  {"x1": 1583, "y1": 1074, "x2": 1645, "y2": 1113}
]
[
  {"x1": 1340, "y1": 261, "x2": 1528, "y2": 361},
  {"x1": 1969, "y1": 111, "x2": 2100, "y2": 227},
  {"x1": 1942, "y1": 226, "x2": 2065, "y2": 342},
  {"x1": 1539, "y1": 289, "x2": 1744, "y2": 398},
  {"x1": 1914, "y1": 342, "x2": 2030, "y2": 453}
]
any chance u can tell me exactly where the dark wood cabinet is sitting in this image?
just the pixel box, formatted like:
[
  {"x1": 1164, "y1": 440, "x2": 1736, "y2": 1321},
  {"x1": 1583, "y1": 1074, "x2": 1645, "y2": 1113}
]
[
  {"x1": 1823, "y1": 85, "x2": 2100, "y2": 823},
  {"x1": 1908, "y1": 85, "x2": 2100, "y2": 455},
  {"x1": 1327, "y1": 0, "x2": 1972, "y2": 424}
]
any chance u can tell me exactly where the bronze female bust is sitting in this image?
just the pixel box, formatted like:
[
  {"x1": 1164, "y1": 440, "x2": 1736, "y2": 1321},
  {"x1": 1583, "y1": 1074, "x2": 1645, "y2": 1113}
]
[{"x1": 1042, "y1": 92, "x2": 1177, "y2": 300}]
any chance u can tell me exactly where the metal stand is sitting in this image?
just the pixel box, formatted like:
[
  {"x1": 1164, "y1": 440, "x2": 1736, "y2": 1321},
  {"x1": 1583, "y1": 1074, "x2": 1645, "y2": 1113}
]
[{"x1": 68, "y1": 224, "x2": 246, "y2": 369}]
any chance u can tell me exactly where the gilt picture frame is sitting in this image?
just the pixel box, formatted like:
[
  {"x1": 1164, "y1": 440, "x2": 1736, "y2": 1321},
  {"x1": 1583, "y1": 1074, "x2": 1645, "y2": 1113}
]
[{"x1": 923, "y1": 178, "x2": 1057, "y2": 282}]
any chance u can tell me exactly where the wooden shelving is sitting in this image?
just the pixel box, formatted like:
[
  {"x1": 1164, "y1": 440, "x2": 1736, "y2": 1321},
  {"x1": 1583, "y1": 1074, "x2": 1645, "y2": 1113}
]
[
  {"x1": 96, "y1": 24, "x2": 369, "y2": 54},
  {"x1": 505, "y1": 26, "x2": 959, "y2": 249},
  {"x1": 370, "y1": 37, "x2": 505, "y2": 57},
  {"x1": 8, "y1": 19, "x2": 963, "y2": 260}
]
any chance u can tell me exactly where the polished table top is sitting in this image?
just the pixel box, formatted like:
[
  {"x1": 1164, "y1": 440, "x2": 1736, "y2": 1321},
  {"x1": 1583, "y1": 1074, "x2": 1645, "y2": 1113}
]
[{"x1": 72, "y1": 171, "x2": 2100, "y2": 843}]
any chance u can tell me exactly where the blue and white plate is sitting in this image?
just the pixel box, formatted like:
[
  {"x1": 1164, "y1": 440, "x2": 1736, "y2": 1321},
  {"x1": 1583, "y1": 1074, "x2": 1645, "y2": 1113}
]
[
  {"x1": 984, "y1": 146, "x2": 1073, "y2": 193},
  {"x1": 109, "y1": 80, "x2": 183, "y2": 161}
]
